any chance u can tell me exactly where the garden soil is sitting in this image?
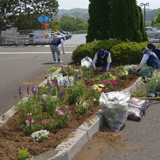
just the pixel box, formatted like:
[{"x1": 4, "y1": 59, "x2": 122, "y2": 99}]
[{"x1": 0, "y1": 73, "x2": 139, "y2": 160}]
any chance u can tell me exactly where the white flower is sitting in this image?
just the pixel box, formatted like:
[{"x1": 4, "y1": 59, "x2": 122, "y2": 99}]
[
  {"x1": 31, "y1": 130, "x2": 49, "y2": 142},
  {"x1": 82, "y1": 102, "x2": 88, "y2": 108},
  {"x1": 93, "y1": 99, "x2": 96, "y2": 101}
]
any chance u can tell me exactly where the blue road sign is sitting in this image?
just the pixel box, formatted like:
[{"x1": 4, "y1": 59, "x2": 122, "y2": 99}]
[
  {"x1": 44, "y1": 16, "x2": 50, "y2": 22},
  {"x1": 38, "y1": 16, "x2": 44, "y2": 22}
]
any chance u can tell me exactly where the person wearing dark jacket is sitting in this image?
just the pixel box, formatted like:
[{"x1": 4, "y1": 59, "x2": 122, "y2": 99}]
[
  {"x1": 147, "y1": 43, "x2": 160, "y2": 60},
  {"x1": 92, "y1": 49, "x2": 112, "y2": 71},
  {"x1": 50, "y1": 37, "x2": 65, "y2": 63},
  {"x1": 137, "y1": 47, "x2": 160, "y2": 79}
]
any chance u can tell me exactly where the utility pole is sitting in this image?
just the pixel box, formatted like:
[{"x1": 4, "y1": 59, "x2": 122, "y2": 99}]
[{"x1": 140, "y1": 2, "x2": 149, "y2": 27}]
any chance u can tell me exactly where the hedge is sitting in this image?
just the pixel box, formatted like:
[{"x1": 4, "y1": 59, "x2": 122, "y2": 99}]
[{"x1": 72, "y1": 40, "x2": 148, "y2": 65}]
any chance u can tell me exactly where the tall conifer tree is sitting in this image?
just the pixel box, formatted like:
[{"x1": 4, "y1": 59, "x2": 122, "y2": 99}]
[
  {"x1": 86, "y1": 0, "x2": 111, "y2": 43},
  {"x1": 110, "y1": 0, "x2": 128, "y2": 40}
]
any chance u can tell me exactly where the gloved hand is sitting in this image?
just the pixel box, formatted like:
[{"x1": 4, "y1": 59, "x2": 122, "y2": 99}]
[{"x1": 137, "y1": 69, "x2": 141, "y2": 72}]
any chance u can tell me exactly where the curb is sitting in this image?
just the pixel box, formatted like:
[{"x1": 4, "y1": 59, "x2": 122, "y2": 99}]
[{"x1": 0, "y1": 69, "x2": 143, "y2": 160}]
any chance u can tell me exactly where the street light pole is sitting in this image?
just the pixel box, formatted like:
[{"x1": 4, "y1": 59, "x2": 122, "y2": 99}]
[{"x1": 140, "y1": 2, "x2": 149, "y2": 27}]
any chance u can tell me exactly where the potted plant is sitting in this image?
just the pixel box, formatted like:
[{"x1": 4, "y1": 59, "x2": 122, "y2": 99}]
[
  {"x1": 146, "y1": 78, "x2": 156, "y2": 97},
  {"x1": 155, "y1": 78, "x2": 160, "y2": 97}
]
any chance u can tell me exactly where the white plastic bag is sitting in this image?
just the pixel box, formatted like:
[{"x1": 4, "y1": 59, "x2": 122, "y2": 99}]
[
  {"x1": 99, "y1": 91, "x2": 131, "y2": 132},
  {"x1": 81, "y1": 56, "x2": 93, "y2": 67}
]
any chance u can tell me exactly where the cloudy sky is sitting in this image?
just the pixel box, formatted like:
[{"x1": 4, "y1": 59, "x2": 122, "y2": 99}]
[{"x1": 58, "y1": 0, "x2": 160, "y2": 10}]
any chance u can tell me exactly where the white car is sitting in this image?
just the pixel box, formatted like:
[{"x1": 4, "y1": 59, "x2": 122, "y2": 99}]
[{"x1": 145, "y1": 27, "x2": 160, "y2": 40}]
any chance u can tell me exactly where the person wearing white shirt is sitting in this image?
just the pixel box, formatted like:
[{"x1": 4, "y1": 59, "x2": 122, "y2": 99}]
[
  {"x1": 137, "y1": 47, "x2": 160, "y2": 79},
  {"x1": 50, "y1": 37, "x2": 65, "y2": 63},
  {"x1": 92, "y1": 49, "x2": 112, "y2": 71}
]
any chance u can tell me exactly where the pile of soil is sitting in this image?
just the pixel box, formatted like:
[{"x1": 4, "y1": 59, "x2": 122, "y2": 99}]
[{"x1": 0, "y1": 73, "x2": 140, "y2": 160}]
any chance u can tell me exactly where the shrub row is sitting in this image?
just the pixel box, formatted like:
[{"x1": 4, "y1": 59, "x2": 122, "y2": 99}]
[{"x1": 72, "y1": 40, "x2": 148, "y2": 65}]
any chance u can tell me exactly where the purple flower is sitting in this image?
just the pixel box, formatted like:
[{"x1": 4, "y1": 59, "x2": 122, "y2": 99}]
[
  {"x1": 109, "y1": 65, "x2": 112, "y2": 70},
  {"x1": 47, "y1": 80, "x2": 50, "y2": 86},
  {"x1": 57, "y1": 85, "x2": 60, "y2": 92},
  {"x1": 60, "y1": 89, "x2": 65, "y2": 100},
  {"x1": 19, "y1": 86, "x2": 22, "y2": 99},
  {"x1": 76, "y1": 96, "x2": 80, "y2": 100},
  {"x1": 32, "y1": 86, "x2": 34, "y2": 93},
  {"x1": 47, "y1": 85, "x2": 51, "y2": 93},
  {"x1": 27, "y1": 86, "x2": 29, "y2": 96},
  {"x1": 38, "y1": 86, "x2": 40, "y2": 94}
]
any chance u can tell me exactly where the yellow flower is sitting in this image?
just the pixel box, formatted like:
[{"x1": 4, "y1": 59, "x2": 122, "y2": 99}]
[{"x1": 98, "y1": 84, "x2": 105, "y2": 87}]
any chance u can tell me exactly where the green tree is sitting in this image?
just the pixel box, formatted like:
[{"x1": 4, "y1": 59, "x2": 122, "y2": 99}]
[
  {"x1": 156, "y1": 12, "x2": 160, "y2": 23},
  {"x1": 60, "y1": 16, "x2": 77, "y2": 31},
  {"x1": 0, "y1": 0, "x2": 59, "y2": 30},
  {"x1": 86, "y1": 0, "x2": 111, "y2": 43},
  {"x1": 110, "y1": 0, "x2": 128, "y2": 40},
  {"x1": 76, "y1": 17, "x2": 87, "y2": 30},
  {"x1": 0, "y1": 0, "x2": 20, "y2": 30},
  {"x1": 138, "y1": 6, "x2": 148, "y2": 41},
  {"x1": 49, "y1": 19, "x2": 61, "y2": 30},
  {"x1": 126, "y1": 1, "x2": 139, "y2": 40}
]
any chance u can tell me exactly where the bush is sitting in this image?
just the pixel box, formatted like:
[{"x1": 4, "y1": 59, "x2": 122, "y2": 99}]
[
  {"x1": 72, "y1": 40, "x2": 122, "y2": 64},
  {"x1": 72, "y1": 40, "x2": 148, "y2": 65},
  {"x1": 110, "y1": 41, "x2": 148, "y2": 65}
]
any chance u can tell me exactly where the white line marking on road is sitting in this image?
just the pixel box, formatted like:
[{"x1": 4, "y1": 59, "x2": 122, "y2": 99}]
[{"x1": 0, "y1": 52, "x2": 72, "y2": 54}]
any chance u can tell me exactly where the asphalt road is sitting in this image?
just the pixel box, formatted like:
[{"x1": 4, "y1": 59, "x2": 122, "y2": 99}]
[
  {"x1": 74, "y1": 84, "x2": 160, "y2": 160},
  {"x1": 0, "y1": 34, "x2": 86, "y2": 116}
]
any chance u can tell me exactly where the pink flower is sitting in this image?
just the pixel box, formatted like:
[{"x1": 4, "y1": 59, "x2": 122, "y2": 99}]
[
  {"x1": 25, "y1": 120, "x2": 30, "y2": 126},
  {"x1": 69, "y1": 65, "x2": 71, "y2": 68},
  {"x1": 56, "y1": 107, "x2": 60, "y2": 111},
  {"x1": 65, "y1": 105, "x2": 69, "y2": 108},
  {"x1": 42, "y1": 120, "x2": 47, "y2": 124},
  {"x1": 26, "y1": 95, "x2": 28, "y2": 97},
  {"x1": 83, "y1": 97, "x2": 86, "y2": 100},
  {"x1": 109, "y1": 79, "x2": 116, "y2": 86},
  {"x1": 69, "y1": 111, "x2": 71, "y2": 114},
  {"x1": 88, "y1": 100, "x2": 90, "y2": 102},
  {"x1": 31, "y1": 119, "x2": 34, "y2": 123},
  {"x1": 27, "y1": 113, "x2": 32, "y2": 116},
  {"x1": 58, "y1": 110, "x2": 64, "y2": 115}
]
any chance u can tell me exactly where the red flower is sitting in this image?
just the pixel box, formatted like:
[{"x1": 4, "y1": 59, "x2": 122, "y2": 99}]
[
  {"x1": 105, "y1": 71, "x2": 108, "y2": 72},
  {"x1": 98, "y1": 86, "x2": 102, "y2": 89},
  {"x1": 62, "y1": 86, "x2": 66, "y2": 88},
  {"x1": 103, "y1": 90, "x2": 107, "y2": 93},
  {"x1": 26, "y1": 95, "x2": 28, "y2": 97},
  {"x1": 112, "y1": 73, "x2": 115, "y2": 75},
  {"x1": 103, "y1": 86, "x2": 106, "y2": 89},
  {"x1": 94, "y1": 70, "x2": 97, "y2": 73},
  {"x1": 51, "y1": 80, "x2": 54, "y2": 82}
]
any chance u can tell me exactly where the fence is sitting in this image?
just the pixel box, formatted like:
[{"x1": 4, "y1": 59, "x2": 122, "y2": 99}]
[{"x1": 0, "y1": 29, "x2": 55, "y2": 45}]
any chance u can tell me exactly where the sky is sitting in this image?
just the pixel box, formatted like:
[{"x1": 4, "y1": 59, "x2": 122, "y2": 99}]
[{"x1": 58, "y1": 0, "x2": 160, "y2": 10}]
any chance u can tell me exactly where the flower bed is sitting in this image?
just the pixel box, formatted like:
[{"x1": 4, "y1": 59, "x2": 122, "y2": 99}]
[{"x1": 0, "y1": 64, "x2": 139, "y2": 160}]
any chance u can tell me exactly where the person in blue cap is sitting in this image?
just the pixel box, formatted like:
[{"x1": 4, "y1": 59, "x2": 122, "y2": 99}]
[
  {"x1": 137, "y1": 47, "x2": 160, "y2": 81},
  {"x1": 147, "y1": 43, "x2": 160, "y2": 60},
  {"x1": 92, "y1": 49, "x2": 112, "y2": 71}
]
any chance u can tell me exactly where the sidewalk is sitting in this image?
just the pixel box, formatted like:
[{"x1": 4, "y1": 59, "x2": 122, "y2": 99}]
[{"x1": 74, "y1": 82, "x2": 160, "y2": 160}]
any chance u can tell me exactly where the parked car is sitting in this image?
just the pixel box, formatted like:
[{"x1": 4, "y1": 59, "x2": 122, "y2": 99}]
[
  {"x1": 58, "y1": 31, "x2": 69, "y2": 39},
  {"x1": 54, "y1": 31, "x2": 66, "y2": 40},
  {"x1": 66, "y1": 31, "x2": 72, "y2": 38},
  {"x1": 145, "y1": 27, "x2": 160, "y2": 40},
  {"x1": 27, "y1": 33, "x2": 51, "y2": 43}
]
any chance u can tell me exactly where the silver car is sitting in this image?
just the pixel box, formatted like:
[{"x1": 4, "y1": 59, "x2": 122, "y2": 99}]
[{"x1": 145, "y1": 27, "x2": 160, "y2": 40}]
